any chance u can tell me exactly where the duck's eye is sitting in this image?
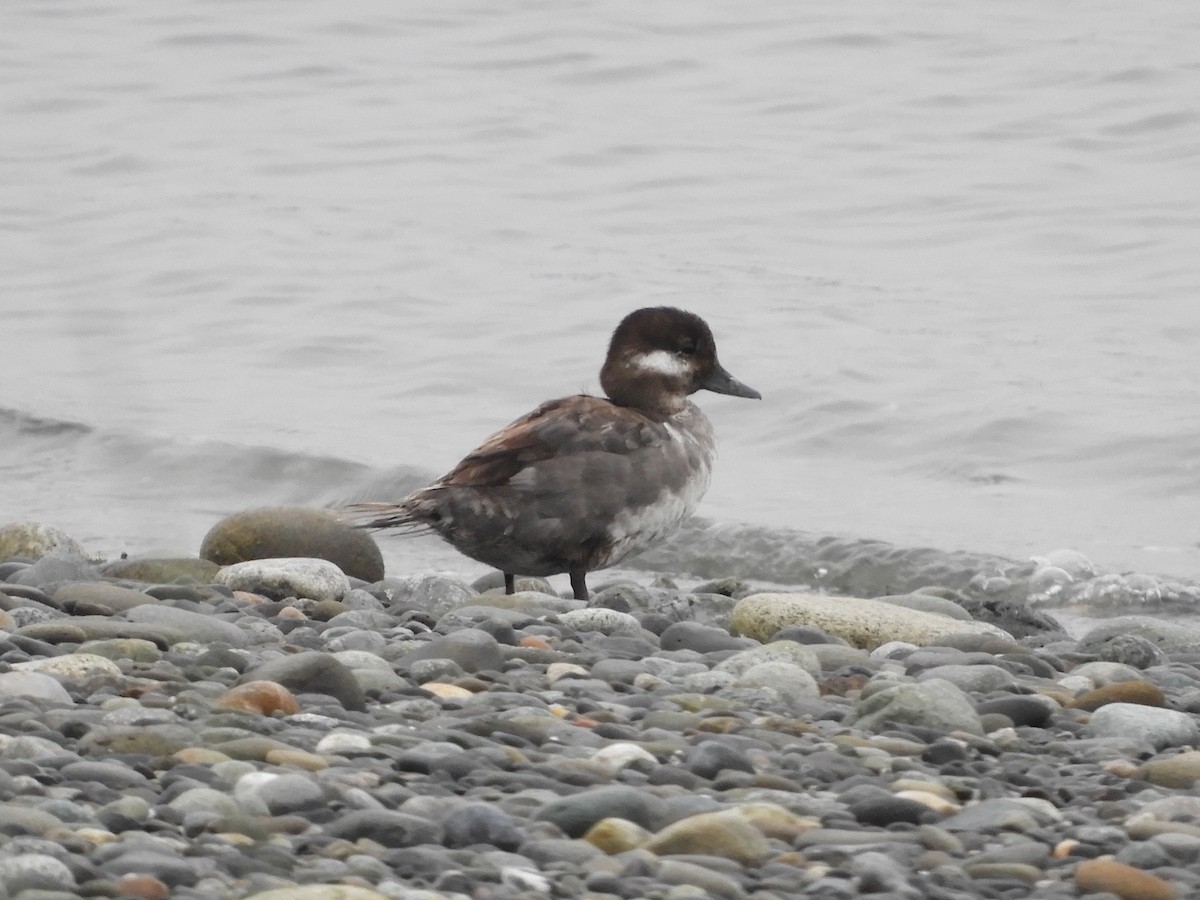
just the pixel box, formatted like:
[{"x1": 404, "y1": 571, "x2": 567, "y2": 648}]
[{"x1": 677, "y1": 341, "x2": 697, "y2": 356}]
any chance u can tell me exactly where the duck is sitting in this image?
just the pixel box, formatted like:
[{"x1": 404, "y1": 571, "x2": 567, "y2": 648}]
[{"x1": 349, "y1": 306, "x2": 760, "y2": 600}]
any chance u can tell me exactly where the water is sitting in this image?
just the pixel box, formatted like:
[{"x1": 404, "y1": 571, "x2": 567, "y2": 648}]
[{"x1": 3, "y1": 1, "x2": 1200, "y2": 607}]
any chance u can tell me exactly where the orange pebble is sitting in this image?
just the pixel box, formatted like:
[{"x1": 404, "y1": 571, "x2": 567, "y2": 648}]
[
  {"x1": 214, "y1": 680, "x2": 301, "y2": 716},
  {"x1": 114, "y1": 874, "x2": 171, "y2": 900},
  {"x1": 1052, "y1": 839, "x2": 1079, "y2": 859},
  {"x1": 1067, "y1": 681, "x2": 1165, "y2": 711},
  {"x1": 520, "y1": 635, "x2": 552, "y2": 649},
  {"x1": 1074, "y1": 857, "x2": 1178, "y2": 900}
]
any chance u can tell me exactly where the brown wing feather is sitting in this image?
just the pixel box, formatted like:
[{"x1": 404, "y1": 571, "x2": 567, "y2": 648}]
[{"x1": 439, "y1": 395, "x2": 661, "y2": 488}]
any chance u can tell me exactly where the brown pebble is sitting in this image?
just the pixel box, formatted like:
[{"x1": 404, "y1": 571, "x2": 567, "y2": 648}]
[
  {"x1": 264, "y1": 748, "x2": 328, "y2": 771},
  {"x1": 451, "y1": 676, "x2": 491, "y2": 692},
  {"x1": 1074, "y1": 857, "x2": 1178, "y2": 900},
  {"x1": 1053, "y1": 838, "x2": 1080, "y2": 859},
  {"x1": 820, "y1": 673, "x2": 869, "y2": 696},
  {"x1": 1102, "y1": 758, "x2": 1141, "y2": 778},
  {"x1": 696, "y1": 716, "x2": 743, "y2": 734},
  {"x1": 1068, "y1": 680, "x2": 1165, "y2": 710},
  {"x1": 1137, "y1": 751, "x2": 1200, "y2": 789},
  {"x1": 172, "y1": 747, "x2": 232, "y2": 765},
  {"x1": 520, "y1": 635, "x2": 551, "y2": 649},
  {"x1": 214, "y1": 680, "x2": 301, "y2": 716},
  {"x1": 308, "y1": 599, "x2": 347, "y2": 621},
  {"x1": 114, "y1": 874, "x2": 171, "y2": 900},
  {"x1": 421, "y1": 682, "x2": 472, "y2": 699}
]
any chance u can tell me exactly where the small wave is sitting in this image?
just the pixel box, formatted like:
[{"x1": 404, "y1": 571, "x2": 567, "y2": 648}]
[
  {"x1": 631, "y1": 519, "x2": 1200, "y2": 617},
  {"x1": 1, "y1": 407, "x2": 382, "y2": 551},
  {"x1": 0, "y1": 406, "x2": 92, "y2": 439}
]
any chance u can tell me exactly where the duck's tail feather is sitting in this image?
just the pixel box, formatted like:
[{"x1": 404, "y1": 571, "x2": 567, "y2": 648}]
[{"x1": 341, "y1": 501, "x2": 433, "y2": 535}]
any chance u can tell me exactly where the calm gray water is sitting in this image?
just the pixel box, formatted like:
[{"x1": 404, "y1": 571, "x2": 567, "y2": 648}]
[{"x1": 4, "y1": 2, "x2": 1200, "y2": 598}]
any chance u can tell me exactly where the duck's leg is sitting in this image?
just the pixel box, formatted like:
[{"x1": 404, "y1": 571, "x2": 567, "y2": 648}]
[
  {"x1": 569, "y1": 565, "x2": 589, "y2": 602},
  {"x1": 504, "y1": 573, "x2": 515, "y2": 595}
]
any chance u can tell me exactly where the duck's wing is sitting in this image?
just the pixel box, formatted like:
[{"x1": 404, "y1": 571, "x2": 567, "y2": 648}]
[
  {"x1": 345, "y1": 395, "x2": 661, "y2": 530},
  {"x1": 439, "y1": 395, "x2": 662, "y2": 488}
]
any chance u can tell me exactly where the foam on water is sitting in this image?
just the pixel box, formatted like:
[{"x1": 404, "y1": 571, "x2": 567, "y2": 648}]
[{"x1": 3, "y1": 1, "x2": 1199, "y2": 594}]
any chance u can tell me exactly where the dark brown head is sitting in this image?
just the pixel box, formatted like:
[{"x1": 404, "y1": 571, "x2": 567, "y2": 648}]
[{"x1": 599, "y1": 307, "x2": 760, "y2": 417}]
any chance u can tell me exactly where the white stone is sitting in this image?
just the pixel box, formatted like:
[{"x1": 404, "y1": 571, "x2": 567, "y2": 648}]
[
  {"x1": 13, "y1": 653, "x2": 121, "y2": 679},
  {"x1": 215, "y1": 557, "x2": 350, "y2": 602},
  {"x1": 731, "y1": 592, "x2": 1011, "y2": 649}
]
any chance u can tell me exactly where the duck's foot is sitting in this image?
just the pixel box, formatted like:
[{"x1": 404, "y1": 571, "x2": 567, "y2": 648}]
[{"x1": 569, "y1": 566, "x2": 589, "y2": 602}]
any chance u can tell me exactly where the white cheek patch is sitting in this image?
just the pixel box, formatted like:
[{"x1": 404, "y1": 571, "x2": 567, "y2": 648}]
[{"x1": 633, "y1": 350, "x2": 690, "y2": 378}]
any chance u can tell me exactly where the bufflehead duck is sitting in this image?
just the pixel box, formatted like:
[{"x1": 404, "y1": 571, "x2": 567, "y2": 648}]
[{"x1": 350, "y1": 307, "x2": 760, "y2": 600}]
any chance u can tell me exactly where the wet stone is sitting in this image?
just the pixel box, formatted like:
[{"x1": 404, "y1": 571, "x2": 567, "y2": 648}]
[
  {"x1": 52, "y1": 581, "x2": 156, "y2": 614},
  {"x1": 849, "y1": 677, "x2": 985, "y2": 736},
  {"x1": 848, "y1": 792, "x2": 935, "y2": 827},
  {"x1": 975, "y1": 695, "x2": 1056, "y2": 728},
  {"x1": 659, "y1": 621, "x2": 753, "y2": 653},
  {"x1": 1087, "y1": 703, "x2": 1199, "y2": 750},
  {"x1": 686, "y1": 740, "x2": 756, "y2": 780},
  {"x1": 399, "y1": 628, "x2": 505, "y2": 674},
  {"x1": 536, "y1": 786, "x2": 671, "y2": 838},
  {"x1": 324, "y1": 810, "x2": 442, "y2": 847},
  {"x1": 1098, "y1": 633, "x2": 1170, "y2": 669},
  {"x1": 214, "y1": 557, "x2": 351, "y2": 603},
  {"x1": 99, "y1": 556, "x2": 221, "y2": 583},
  {"x1": 200, "y1": 506, "x2": 385, "y2": 583},
  {"x1": 8, "y1": 553, "x2": 100, "y2": 589},
  {"x1": 442, "y1": 803, "x2": 524, "y2": 851},
  {"x1": 239, "y1": 651, "x2": 365, "y2": 712},
  {"x1": 122, "y1": 605, "x2": 249, "y2": 648},
  {"x1": 0, "y1": 853, "x2": 77, "y2": 893}
]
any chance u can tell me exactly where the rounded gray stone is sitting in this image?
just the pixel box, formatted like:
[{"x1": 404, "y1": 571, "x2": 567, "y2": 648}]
[
  {"x1": 201, "y1": 505, "x2": 384, "y2": 583},
  {"x1": 1087, "y1": 702, "x2": 1200, "y2": 750},
  {"x1": 8, "y1": 553, "x2": 99, "y2": 588},
  {"x1": 239, "y1": 772, "x2": 325, "y2": 815},
  {"x1": 123, "y1": 604, "x2": 249, "y2": 648},
  {"x1": 1096, "y1": 634, "x2": 1168, "y2": 669},
  {"x1": 1078, "y1": 616, "x2": 1200, "y2": 655},
  {"x1": 168, "y1": 786, "x2": 245, "y2": 817},
  {"x1": 52, "y1": 581, "x2": 155, "y2": 614},
  {"x1": 442, "y1": 802, "x2": 524, "y2": 851},
  {"x1": 659, "y1": 621, "x2": 753, "y2": 653},
  {"x1": 0, "y1": 671, "x2": 73, "y2": 704},
  {"x1": 914, "y1": 664, "x2": 1018, "y2": 694},
  {"x1": 378, "y1": 573, "x2": 477, "y2": 617},
  {"x1": 400, "y1": 628, "x2": 504, "y2": 674},
  {"x1": 849, "y1": 677, "x2": 985, "y2": 736},
  {"x1": 325, "y1": 810, "x2": 443, "y2": 847},
  {"x1": 733, "y1": 661, "x2": 820, "y2": 702},
  {"x1": 716, "y1": 639, "x2": 821, "y2": 679},
  {"x1": 240, "y1": 650, "x2": 365, "y2": 711},
  {"x1": 0, "y1": 853, "x2": 76, "y2": 893},
  {"x1": 535, "y1": 785, "x2": 671, "y2": 837},
  {"x1": 874, "y1": 592, "x2": 974, "y2": 621}
]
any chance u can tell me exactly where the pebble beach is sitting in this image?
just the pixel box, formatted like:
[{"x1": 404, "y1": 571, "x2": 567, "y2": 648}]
[{"x1": 2, "y1": 513, "x2": 1200, "y2": 900}]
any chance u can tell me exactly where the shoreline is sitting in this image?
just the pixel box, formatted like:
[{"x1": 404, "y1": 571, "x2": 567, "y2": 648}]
[{"x1": 1, "y1": 518, "x2": 1199, "y2": 898}]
